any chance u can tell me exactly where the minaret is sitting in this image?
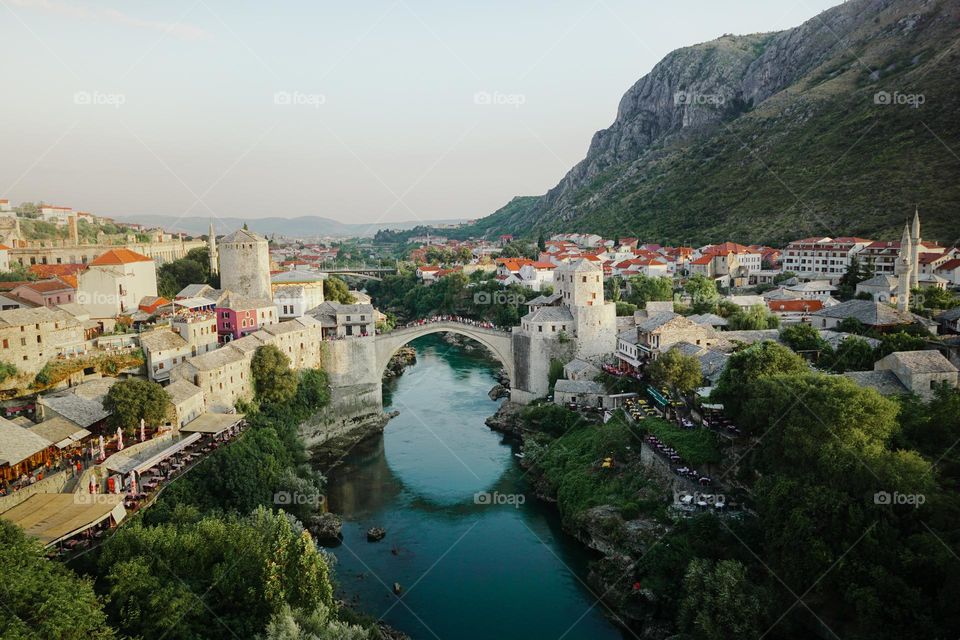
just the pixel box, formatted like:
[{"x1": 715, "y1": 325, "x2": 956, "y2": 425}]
[
  {"x1": 208, "y1": 221, "x2": 219, "y2": 275},
  {"x1": 895, "y1": 223, "x2": 912, "y2": 312},
  {"x1": 910, "y1": 207, "x2": 921, "y2": 290}
]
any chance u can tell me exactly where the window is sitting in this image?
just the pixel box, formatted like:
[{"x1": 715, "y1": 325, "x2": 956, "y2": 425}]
[
  {"x1": 20, "y1": 337, "x2": 26, "y2": 346},
  {"x1": 1, "y1": 339, "x2": 6, "y2": 348}
]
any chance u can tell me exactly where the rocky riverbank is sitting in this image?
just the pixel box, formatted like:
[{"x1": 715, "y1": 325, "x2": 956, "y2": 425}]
[
  {"x1": 382, "y1": 346, "x2": 416, "y2": 380},
  {"x1": 309, "y1": 410, "x2": 398, "y2": 471},
  {"x1": 486, "y1": 402, "x2": 675, "y2": 638}
]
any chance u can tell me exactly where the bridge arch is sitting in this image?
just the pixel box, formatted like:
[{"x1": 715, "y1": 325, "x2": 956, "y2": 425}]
[{"x1": 374, "y1": 322, "x2": 514, "y2": 389}]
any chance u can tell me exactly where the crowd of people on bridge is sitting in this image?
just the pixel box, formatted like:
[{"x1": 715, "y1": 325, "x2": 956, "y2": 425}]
[{"x1": 394, "y1": 315, "x2": 509, "y2": 333}]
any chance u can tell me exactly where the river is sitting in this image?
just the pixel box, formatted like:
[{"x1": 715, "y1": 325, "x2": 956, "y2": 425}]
[{"x1": 326, "y1": 335, "x2": 626, "y2": 640}]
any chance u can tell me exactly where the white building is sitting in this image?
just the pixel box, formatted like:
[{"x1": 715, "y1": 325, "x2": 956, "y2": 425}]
[
  {"x1": 780, "y1": 237, "x2": 872, "y2": 278},
  {"x1": 76, "y1": 248, "x2": 158, "y2": 319}
]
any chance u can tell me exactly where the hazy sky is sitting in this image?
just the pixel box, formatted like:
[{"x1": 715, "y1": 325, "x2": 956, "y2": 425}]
[{"x1": 1, "y1": 0, "x2": 842, "y2": 226}]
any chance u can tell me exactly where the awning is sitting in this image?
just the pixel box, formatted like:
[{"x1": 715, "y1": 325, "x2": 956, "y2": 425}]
[
  {"x1": 0, "y1": 493, "x2": 126, "y2": 547},
  {"x1": 103, "y1": 432, "x2": 202, "y2": 475},
  {"x1": 180, "y1": 413, "x2": 244, "y2": 436}
]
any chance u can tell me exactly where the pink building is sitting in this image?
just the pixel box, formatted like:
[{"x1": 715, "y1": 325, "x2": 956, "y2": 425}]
[
  {"x1": 216, "y1": 293, "x2": 276, "y2": 343},
  {"x1": 9, "y1": 278, "x2": 76, "y2": 307}
]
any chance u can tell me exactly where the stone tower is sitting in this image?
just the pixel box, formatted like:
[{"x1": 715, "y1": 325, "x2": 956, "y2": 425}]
[
  {"x1": 910, "y1": 207, "x2": 921, "y2": 290},
  {"x1": 208, "y1": 222, "x2": 219, "y2": 276},
  {"x1": 895, "y1": 223, "x2": 912, "y2": 312},
  {"x1": 555, "y1": 259, "x2": 617, "y2": 359},
  {"x1": 219, "y1": 227, "x2": 271, "y2": 300}
]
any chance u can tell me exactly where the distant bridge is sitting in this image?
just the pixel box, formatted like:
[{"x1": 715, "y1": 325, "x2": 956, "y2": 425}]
[{"x1": 324, "y1": 266, "x2": 397, "y2": 280}]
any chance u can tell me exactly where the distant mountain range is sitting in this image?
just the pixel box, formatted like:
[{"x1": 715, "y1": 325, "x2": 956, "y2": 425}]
[
  {"x1": 111, "y1": 215, "x2": 467, "y2": 239},
  {"x1": 468, "y1": 0, "x2": 960, "y2": 246}
]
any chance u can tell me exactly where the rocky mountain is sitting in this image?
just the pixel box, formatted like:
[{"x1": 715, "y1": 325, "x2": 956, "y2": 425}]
[{"x1": 471, "y1": 0, "x2": 960, "y2": 245}]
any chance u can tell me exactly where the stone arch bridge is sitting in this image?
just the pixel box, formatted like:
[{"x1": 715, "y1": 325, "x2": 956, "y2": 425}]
[{"x1": 374, "y1": 321, "x2": 514, "y2": 384}]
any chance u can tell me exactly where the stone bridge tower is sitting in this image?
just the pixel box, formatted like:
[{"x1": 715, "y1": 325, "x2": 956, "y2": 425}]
[{"x1": 219, "y1": 227, "x2": 271, "y2": 300}]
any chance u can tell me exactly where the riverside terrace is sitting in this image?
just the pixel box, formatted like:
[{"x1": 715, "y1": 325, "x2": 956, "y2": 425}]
[{"x1": 0, "y1": 412, "x2": 245, "y2": 553}]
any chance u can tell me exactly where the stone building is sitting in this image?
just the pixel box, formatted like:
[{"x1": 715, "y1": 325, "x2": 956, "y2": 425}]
[
  {"x1": 271, "y1": 269, "x2": 326, "y2": 319},
  {"x1": 9, "y1": 278, "x2": 75, "y2": 308},
  {"x1": 0, "y1": 307, "x2": 85, "y2": 374},
  {"x1": 218, "y1": 228, "x2": 271, "y2": 301},
  {"x1": 140, "y1": 329, "x2": 192, "y2": 382},
  {"x1": 874, "y1": 350, "x2": 958, "y2": 399},
  {"x1": 165, "y1": 379, "x2": 205, "y2": 429}
]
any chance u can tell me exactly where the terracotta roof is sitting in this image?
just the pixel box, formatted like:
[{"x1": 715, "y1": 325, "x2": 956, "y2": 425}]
[
  {"x1": 767, "y1": 300, "x2": 824, "y2": 313},
  {"x1": 15, "y1": 278, "x2": 75, "y2": 294},
  {"x1": 936, "y1": 258, "x2": 960, "y2": 271},
  {"x1": 90, "y1": 248, "x2": 152, "y2": 266},
  {"x1": 29, "y1": 263, "x2": 86, "y2": 278}
]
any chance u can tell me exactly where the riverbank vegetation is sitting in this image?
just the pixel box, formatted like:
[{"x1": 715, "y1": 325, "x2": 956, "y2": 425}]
[
  {"x1": 514, "y1": 339, "x2": 960, "y2": 638},
  {"x1": 0, "y1": 360, "x2": 388, "y2": 639}
]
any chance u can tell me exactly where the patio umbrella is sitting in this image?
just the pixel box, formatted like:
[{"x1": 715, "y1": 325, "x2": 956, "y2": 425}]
[
  {"x1": 98, "y1": 435, "x2": 105, "y2": 460},
  {"x1": 116, "y1": 427, "x2": 124, "y2": 451},
  {"x1": 140, "y1": 418, "x2": 146, "y2": 443},
  {"x1": 128, "y1": 472, "x2": 137, "y2": 495}
]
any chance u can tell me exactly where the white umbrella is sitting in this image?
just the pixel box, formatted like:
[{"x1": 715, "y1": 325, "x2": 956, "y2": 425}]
[
  {"x1": 98, "y1": 435, "x2": 105, "y2": 460},
  {"x1": 128, "y1": 472, "x2": 138, "y2": 495},
  {"x1": 116, "y1": 427, "x2": 124, "y2": 451},
  {"x1": 140, "y1": 418, "x2": 146, "y2": 442}
]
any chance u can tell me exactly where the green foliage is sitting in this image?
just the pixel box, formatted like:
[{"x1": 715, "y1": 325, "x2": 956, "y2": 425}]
[
  {"x1": 642, "y1": 418, "x2": 721, "y2": 466},
  {"x1": 252, "y1": 345, "x2": 298, "y2": 405},
  {"x1": 712, "y1": 340, "x2": 807, "y2": 418},
  {"x1": 874, "y1": 331, "x2": 928, "y2": 359},
  {"x1": 615, "y1": 301, "x2": 638, "y2": 316},
  {"x1": 912, "y1": 285, "x2": 957, "y2": 311},
  {"x1": 683, "y1": 274, "x2": 719, "y2": 313},
  {"x1": 97, "y1": 509, "x2": 334, "y2": 640},
  {"x1": 261, "y1": 604, "x2": 371, "y2": 640},
  {"x1": 496, "y1": 240, "x2": 536, "y2": 259},
  {"x1": 0, "y1": 361, "x2": 18, "y2": 382},
  {"x1": 627, "y1": 274, "x2": 674, "y2": 307},
  {"x1": 779, "y1": 323, "x2": 828, "y2": 354},
  {"x1": 726, "y1": 303, "x2": 779, "y2": 330},
  {"x1": 529, "y1": 415, "x2": 656, "y2": 521},
  {"x1": 366, "y1": 269, "x2": 534, "y2": 325},
  {"x1": 678, "y1": 558, "x2": 765, "y2": 640},
  {"x1": 102, "y1": 378, "x2": 171, "y2": 431},
  {"x1": 547, "y1": 359, "x2": 565, "y2": 391},
  {"x1": 156, "y1": 248, "x2": 216, "y2": 298},
  {"x1": 647, "y1": 348, "x2": 703, "y2": 395},
  {"x1": 520, "y1": 403, "x2": 588, "y2": 437},
  {"x1": 0, "y1": 263, "x2": 36, "y2": 282},
  {"x1": 0, "y1": 520, "x2": 116, "y2": 640},
  {"x1": 322, "y1": 276, "x2": 355, "y2": 304}
]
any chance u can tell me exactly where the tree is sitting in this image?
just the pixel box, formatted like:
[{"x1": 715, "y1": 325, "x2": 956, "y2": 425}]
[
  {"x1": 780, "y1": 323, "x2": 829, "y2": 355},
  {"x1": 912, "y1": 286, "x2": 957, "y2": 310},
  {"x1": 322, "y1": 277, "x2": 354, "y2": 304},
  {"x1": 727, "y1": 303, "x2": 779, "y2": 330},
  {"x1": 97, "y1": 509, "x2": 335, "y2": 640},
  {"x1": 0, "y1": 520, "x2": 116, "y2": 640},
  {"x1": 648, "y1": 348, "x2": 703, "y2": 395},
  {"x1": 627, "y1": 275, "x2": 673, "y2": 306},
  {"x1": 103, "y1": 378, "x2": 171, "y2": 432},
  {"x1": 684, "y1": 274, "x2": 719, "y2": 313},
  {"x1": 712, "y1": 341, "x2": 808, "y2": 420},
  {"x1": 537, "y1": 232, "x2": 546, "y2": 252},
  {"x1": 874, "y1": 332, "x2": 927, "y2": 359},
  {"x1": 822, "y1": 335, "x2": 876, "y2": 372},
  {"x1": 251, "y1": 345, "x2": 298, "y2": 405},
  {"x1": 678, "y1": 558, "x2": 764, "y2": 640},
  {"x1": 837, "y1": 255, "x2": 868, "y2": 300}
]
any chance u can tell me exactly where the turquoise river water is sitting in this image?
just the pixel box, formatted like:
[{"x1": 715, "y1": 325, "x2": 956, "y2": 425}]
[{"x1": 326, "y1": 335, "x2": 626, "y2": 640}]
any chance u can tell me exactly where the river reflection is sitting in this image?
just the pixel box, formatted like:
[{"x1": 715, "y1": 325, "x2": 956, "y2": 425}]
[{"x1": 326, "y1": 335, "x2": 625, "y2": 640}]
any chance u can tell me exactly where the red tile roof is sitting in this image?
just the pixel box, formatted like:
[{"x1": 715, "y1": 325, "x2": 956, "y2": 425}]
[
  {"x1": 29, "y1": 263, "x2": 86, "y2": 278},
  {"x1": 768, "y1": 300, "x2": 824, "y2": 313},
  {"x1": 90, "y1": 248, "x2": 152, "y2": 266}
]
